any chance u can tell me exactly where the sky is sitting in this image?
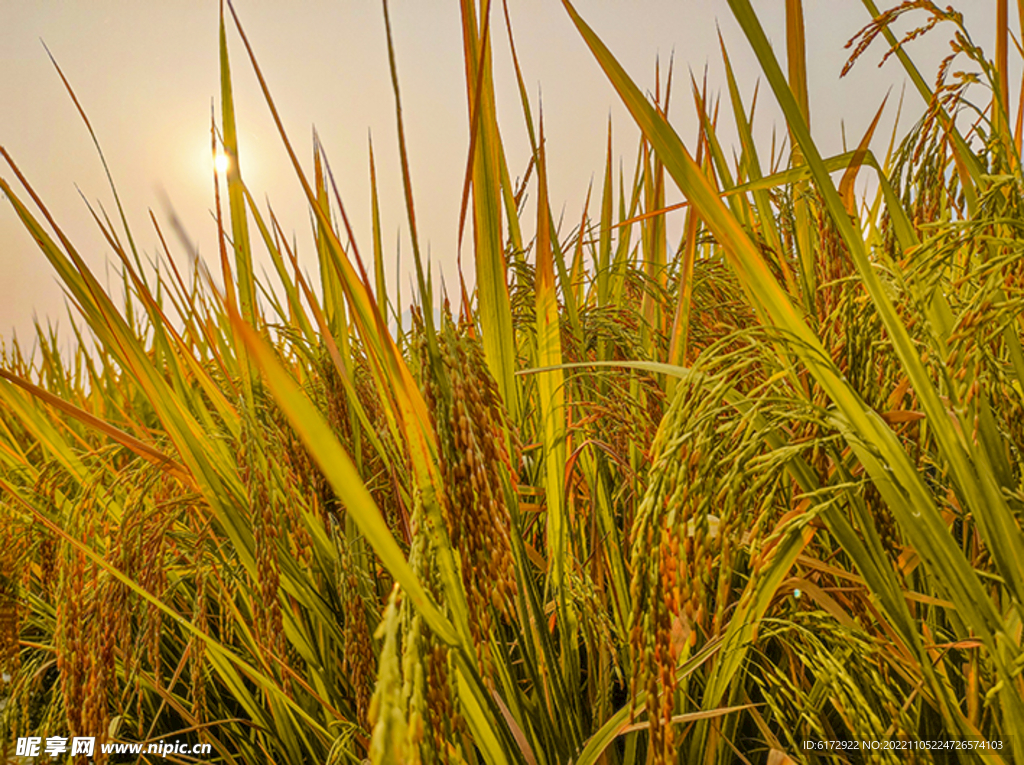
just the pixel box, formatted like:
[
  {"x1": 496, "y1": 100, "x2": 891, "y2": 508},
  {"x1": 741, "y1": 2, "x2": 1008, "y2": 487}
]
[{"x1": 0, "y1": 1, "x2": 1006, "y2": 348}]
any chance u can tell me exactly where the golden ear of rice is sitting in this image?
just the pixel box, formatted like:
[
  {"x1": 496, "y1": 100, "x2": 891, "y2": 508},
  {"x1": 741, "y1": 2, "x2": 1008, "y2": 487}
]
[
  {"x1": 339, "y1": 544, "x2": 376, "y2": 726},
  {"x1": 0, "y1": 575, "x2": 17, "y2": 676},
  {"x1": 0, "y1": 503, "x2": 26, "y2": 677},
  {"x1": 415, "y1": 315, "x2": 519, "y2": 670}
]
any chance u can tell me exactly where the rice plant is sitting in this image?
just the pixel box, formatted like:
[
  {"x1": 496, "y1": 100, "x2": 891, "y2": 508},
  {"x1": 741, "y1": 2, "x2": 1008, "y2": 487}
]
[{"x1": 3, "y1": 1, "x2": 1024, "y2": 763}]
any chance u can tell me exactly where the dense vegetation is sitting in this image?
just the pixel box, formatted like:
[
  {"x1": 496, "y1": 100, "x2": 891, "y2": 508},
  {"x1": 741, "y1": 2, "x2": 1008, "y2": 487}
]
[{"x1": 3, "y1": 1, "x2": 1024, "y2": 763}]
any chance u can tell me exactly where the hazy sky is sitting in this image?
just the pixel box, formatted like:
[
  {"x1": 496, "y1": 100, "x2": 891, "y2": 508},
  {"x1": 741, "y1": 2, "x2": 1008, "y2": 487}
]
[{"x1": 0, "y1": 1, "x2": 1004, "y2": 347}]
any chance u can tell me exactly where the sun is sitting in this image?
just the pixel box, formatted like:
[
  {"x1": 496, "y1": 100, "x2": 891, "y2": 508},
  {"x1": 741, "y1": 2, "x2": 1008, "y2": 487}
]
[{"x1": 214, "y1": 151, "x2": 230, "y2": 175}]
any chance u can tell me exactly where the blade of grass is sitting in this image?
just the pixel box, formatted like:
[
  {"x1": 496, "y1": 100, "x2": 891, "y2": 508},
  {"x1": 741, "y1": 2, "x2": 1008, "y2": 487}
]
[
  {"x1": 219, "y1": 0, "x2": 256, "y2": 328},
  {"x1": 533, "y1": 115, "x2": 577, "y2": 727},
  {"x1": 458, "y1": 0, "x2": 518, "y2": 416}
]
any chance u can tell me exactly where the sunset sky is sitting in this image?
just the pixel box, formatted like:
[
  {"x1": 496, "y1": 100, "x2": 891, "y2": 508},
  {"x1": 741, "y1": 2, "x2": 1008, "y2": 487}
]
[{"x1": 0, "y1": 2, "x2": 1004, "y2": 346}]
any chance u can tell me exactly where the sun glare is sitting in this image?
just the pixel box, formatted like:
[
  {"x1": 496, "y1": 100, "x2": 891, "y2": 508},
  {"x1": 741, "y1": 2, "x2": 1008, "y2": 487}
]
[{"x1": 214, "y1": 151, "x2": 230, "y2": 175}]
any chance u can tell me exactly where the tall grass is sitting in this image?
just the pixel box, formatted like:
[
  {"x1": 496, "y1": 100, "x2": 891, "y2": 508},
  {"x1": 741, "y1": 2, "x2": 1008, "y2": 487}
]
[{"x1": 3, "y1": 1, "x2": 1024, "y2": 763}]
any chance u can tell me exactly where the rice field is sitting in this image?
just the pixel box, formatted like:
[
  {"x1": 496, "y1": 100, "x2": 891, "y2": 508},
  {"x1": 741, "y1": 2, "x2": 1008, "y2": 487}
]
[{"x1": 3, "y1": 1, "x2": 1024, "y2": 763}]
